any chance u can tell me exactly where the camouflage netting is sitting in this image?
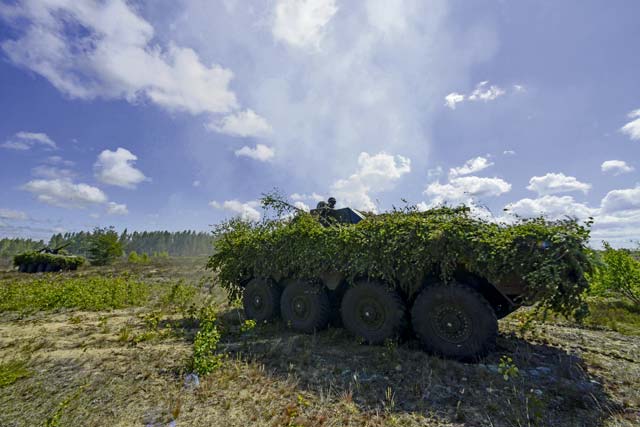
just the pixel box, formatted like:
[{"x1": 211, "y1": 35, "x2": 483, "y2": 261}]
[
  {"x1": 13, "y1": 252, "x2": 85, "y2": 272},
  {"x1": 208, "y1": 203, "x2": 593, "y2": 319}
]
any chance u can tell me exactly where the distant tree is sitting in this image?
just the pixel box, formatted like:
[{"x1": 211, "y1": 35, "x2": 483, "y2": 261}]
[
  {"x1": 128, "y1": 251, "x2": 140, "y2": 263},
  {"x1": 591, "y1": 243, "x2": 640, "y2": 305},
  {"x1": 87, "y1": 227, "x2": 123, "y2": 266}
]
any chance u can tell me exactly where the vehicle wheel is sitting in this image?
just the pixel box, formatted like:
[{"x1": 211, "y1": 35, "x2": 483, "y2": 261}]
[
  {"x1": 243, "y1": 278, "x2": 281, "y2": 322},
  {"x1": 341, "y1": 280, "x2": 406, "y2": 345},
  {"x1": 26, "y1": 263, "x2": 36, "y2": 273},
  {"x1": 281, "y1": 280, "x2": 330, "y2": 333},
  {"x1": 411, "y1": 282, "x2": 497, "y2": 360},
  {"x1": 18, "y1": 263, "x2": 27, "y2": 273}
]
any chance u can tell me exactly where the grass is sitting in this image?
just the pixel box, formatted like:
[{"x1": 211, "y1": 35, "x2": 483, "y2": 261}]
[
  {"x1": 0, "y1": 258, "x2": 638, "y2": 426},
  {"x1": 0, "y1": 274, "x2": 150, "y2": 312},
  {"x1": 584, "y1": 298, "x2": 640, "y2": 336},
  {"x1": 0, "y1": 360, "x2": 31, "y2": 387}
]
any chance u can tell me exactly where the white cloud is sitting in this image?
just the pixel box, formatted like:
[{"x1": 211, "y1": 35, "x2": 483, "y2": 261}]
[
  {"x1": 22, "y1": 179, "x2": 108, "y2": 208},
  {"x1": 503, "y1": 150, "x2": 516, "y2": 155},
  {"x1": 0, "y1": 0, "x2": 238, "y2": 115},
  {"x1": 600, "y1": 186, "x2": 640, "y2": 213},
  {"x1": 449, "y1": 156, "x2": 493, "y2": 178},
  {"x1": 293, "y1": 201, "x2": 310, "y2": 212},
  {"x1": 210, "y1": 200, "x2": 261, "y2": 222},
  {"x1": 444, "y1": 80, "x2": 518, "y2": 109},
  {"x1": 468, "y1": 81, "x2": 505, "y2": 101},
  {"x1": 505, "y1": 195, "x2": 596, "y2": 221},
  {"x1": 424, "y1": 176, "x2": 511, "y2": 205},
  {"x1": 192, "y1": 180, "x2": 201, "y2": 187},
  {"x1": 601, "y1": 160, "x2": 634, "y2": 175},
  {"x1": 291, "y1": 192, "x2": 324, "y2": 202},
  {"x1": 94, "y1": 148, "x2": 148, "y2": 189},
  {"x1": 207, "y1": 109, "x2": 272, "y2": 137},
  {"x1": 444, "y1": 92, "x2": 465, "y2": 110},
  {"x1": 272, "y1": 0, "x2": 338, "y2": 48},
  {"x1": 331, "y1": 152, "x2": 411, "y2": 212},
  {"x1": 234, "y1": 144, "x2": 275, "y2": 162},
  {"x1": 526, "y1": 172, "x2": 591, "y2": 196},
  {"x1": 0, "y1": 208, "x2": 28, "y2": 221},
  {"x1": 1, "y1": 131, "x2": 56, "y2": 150},
  {"x1": 620, "y1": 109, "x2": 640, "y2": 141},
  {"x1": 31, "y1": 165, "x2": 75, "y2": 180},
  {"x1": 106, "y1": 202, "x2": 128, "y2": 215}
]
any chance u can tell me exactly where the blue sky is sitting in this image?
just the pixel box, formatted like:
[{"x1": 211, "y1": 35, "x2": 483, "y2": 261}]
[{"x1": 0, "y1": 0, "x2": 639, "y2": 247}]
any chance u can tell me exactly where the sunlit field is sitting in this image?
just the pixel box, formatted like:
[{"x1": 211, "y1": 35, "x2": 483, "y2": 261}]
[{"x1": 1, "y1": 257, "x2": 638, "y2": 427}]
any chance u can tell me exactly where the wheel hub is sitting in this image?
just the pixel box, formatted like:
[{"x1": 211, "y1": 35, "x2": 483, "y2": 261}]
[
  {"x1": 357, "y1": 299, "x2": 385, "y2": 330},
  {"x1": 291, "y1": 296, "x2": 309, "y2": 318},
  {"x1": 432, "y1": 306, "x2": 471, "y2": 344}
]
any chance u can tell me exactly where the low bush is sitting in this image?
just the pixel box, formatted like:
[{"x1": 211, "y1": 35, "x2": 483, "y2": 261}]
[
  {"x1": 589, "y1": 243, "x2": 640, "y2": 305},
  {"x1": 0, "y1": 275, "x2": 149, "y2": 312},
  {"x1": 192, "y1": 305, "x2": 223, "y2": 376}
]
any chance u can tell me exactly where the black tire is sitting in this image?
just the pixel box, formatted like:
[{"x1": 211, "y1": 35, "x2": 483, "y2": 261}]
[
  {"x1": 281, "y1": 280, "x2": 331, "y2": 333},
  {"x1": 243, "y1": 278, "x2": 282, "y2": 322},
  {"x1": 411, "y1": 282, "x2": 497, "y2": 360},
  {"x1": 26, "y1": 263, "x2": 36, "y2": 273},
  {"x1": 18, "y1": 263, "x2": 27, "y2": 273},
  {"x1": 340, "y1": 280, "x2": 406, "y2": 345}
]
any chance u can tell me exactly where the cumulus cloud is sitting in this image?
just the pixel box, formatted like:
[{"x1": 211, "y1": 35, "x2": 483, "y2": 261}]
[
  {"x1": 621, "y1": 109, "x2": 640, "y2": 141},
  {"x1": 207, "y1": 109, "x2": 272, "y2": 137},
  {"x1": 0, "y1": 0, "x2": 238, "y2": 115},
  {"x1": 331, "y1": 152, "x2": 411, "y2": 212},
  {"x1": 22, "y1": 179, "x2": 108, "y2": 208},
  {"x1": 94, "y1": 148, "x2": 148, "y2": 189},
  {"x1": 449, "y1": 156, "x2": 493, "y2": 178},
  {"x1": 291, "y1": 192, "x2": 324, "y2": 202},
  {"x1": 424, "y1": 176, "x2": 511, "y2": 206},
  {"x1": 0, "y1": 208, "x2": 28, "y2": 221},
  {"x1": 600, "y1": 186, "x2": 640, "y2": 213},
  {"x1": 444, "y1": 81, "x2": 515, "y2": 109},
  {"x1": 1, "y1": 131, "x2": 56, "y2": 150},
  {"x1": 272, "y1": 0, "x2": 338, "y2": 48},
  {"x1": 210, "y1": 200, "x2": 261, "y2": 221},
  {"x1": 106, "y1": 202, "x2": 128, "y2": 215},
  {"x1": 505, "y1": 195, "x2": 596, "y2": 221},
  {"x1": 601, "y1": 160, "x2": 634, "y2": 175},
  {"x1": 234, "y1": 144, "x2": 275, "y2": 162},
  {"x1": 526, "y1": 172, "x2": 591, "y2": 196}
]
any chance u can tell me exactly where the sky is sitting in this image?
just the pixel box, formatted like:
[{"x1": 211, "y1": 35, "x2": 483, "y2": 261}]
[{"x1": 0, "y1": 0, "x2": 639, "y2": 247}]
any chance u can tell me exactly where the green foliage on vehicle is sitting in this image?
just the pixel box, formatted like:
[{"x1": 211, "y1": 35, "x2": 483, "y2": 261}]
[
  {"x1": 590, "y1": 243, "x2": 640, "y2": 305},
  {"x1": 208, "y1": 198, "x2": 593, "y2": 319},
  {"x1": 13, "y1": 251, "x2": 85, "y2": 271},
  {"x1": 87, "y1": 227, "x2": 123, "y2": 266}
]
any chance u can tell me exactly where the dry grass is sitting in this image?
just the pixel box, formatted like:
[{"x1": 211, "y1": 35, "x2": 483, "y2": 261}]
[{"x1": 0, "y1": 259, "x2": 638, "y2": 426}]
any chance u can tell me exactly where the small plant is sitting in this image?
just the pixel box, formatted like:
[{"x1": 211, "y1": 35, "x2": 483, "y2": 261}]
[
  {"x1": 192, "y1": 305, "x2": 223, "y2": 376},
  {"x1": 498, "y1": 356, "x2": 520, "y2": 381},
  {"x1": 240, "y1": 319, "x2": 256, "y2": 334},
  {"x1": 127, "y1": 251, "x2": 140, "y2": 263},
  {"x1": 87, "y1": 227, "x2": 123, "y2": 266}
]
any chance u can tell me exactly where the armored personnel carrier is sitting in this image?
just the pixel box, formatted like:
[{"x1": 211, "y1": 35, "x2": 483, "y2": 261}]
[
  {"x1": 13, "y1": 243, "x2": 85, "y2": 273},
  {"x1": 210, "y1": 198, "x2": 591, "y2": 360}
]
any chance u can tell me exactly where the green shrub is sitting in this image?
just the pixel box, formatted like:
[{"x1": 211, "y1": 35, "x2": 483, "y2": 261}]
[
  {"x1": 13, "y1": 252, "x2": 85, "y2": 272},
  {"x1": 87, "y1": 227, "x2": 123, "y2": 266},
  {"x1": 0, "y1": 275, "x2": 149, "y2": 312},
  {"x1": 192, "y1": 305, "x2": 223, "y2": 376},
  {"x1": 590, "y1": 243, "x2": 640, "y2": 305},
  {"x1": 128, "y1": 251, "x2": 140, "y2": 263},
  {"x1": 0, "y1": 359, "x2": 31, "y2": 387},
  {"x1": 208, "y1": 198, "x2": 593, "y2": 319}
]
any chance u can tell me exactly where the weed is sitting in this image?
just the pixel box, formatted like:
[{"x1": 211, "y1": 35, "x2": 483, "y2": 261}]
[
  {"x1": 45, "y1": 384, "x2": 86, "y2": 427},
  {"x1": 240, "y1": 319, "x2": 256, "y2": 334},
  {"x1": 498, "y1": 356, "x2": 520, "y2": 381},
  {"x1": 192, "y1": 305, "x2": 223, "y2": 376}
]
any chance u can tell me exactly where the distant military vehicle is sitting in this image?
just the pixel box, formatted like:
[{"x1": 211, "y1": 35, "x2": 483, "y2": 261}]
[{"x1": 13, "y1": 243, "x2": 84, "y2": 273}]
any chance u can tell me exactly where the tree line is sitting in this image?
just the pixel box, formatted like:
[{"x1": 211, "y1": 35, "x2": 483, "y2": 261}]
[{"x1": 0, "y1": 229, "x2": 214, "y2": 258}]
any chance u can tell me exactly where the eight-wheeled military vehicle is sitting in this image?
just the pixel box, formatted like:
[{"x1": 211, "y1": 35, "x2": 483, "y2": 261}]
[{"x1": 211, "y1": 198, "x2": 589, "y2": 360}]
